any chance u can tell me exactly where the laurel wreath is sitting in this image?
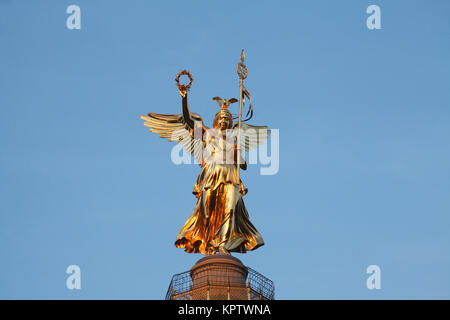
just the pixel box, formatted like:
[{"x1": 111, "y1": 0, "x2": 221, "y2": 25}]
[{"x1": 175, "y1": 70, "x2": 193, "y2": 91}]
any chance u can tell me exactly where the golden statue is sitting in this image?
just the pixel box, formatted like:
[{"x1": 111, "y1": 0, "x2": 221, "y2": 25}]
[{"x1": 141, "y1": 51, "x2": 270, "y2": 255}]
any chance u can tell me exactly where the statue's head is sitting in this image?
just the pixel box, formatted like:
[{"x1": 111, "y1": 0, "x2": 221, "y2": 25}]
[
  {"x1": 214, "y1": 109, "x2": 233, "y2": 130},
  {"x1": 212, "y1": 97, "x2": 237, "y2": 130}
]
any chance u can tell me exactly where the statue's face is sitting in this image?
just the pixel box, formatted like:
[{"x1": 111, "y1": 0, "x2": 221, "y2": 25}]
[{"x1": 218, "y1": 116, "x2": 230, "y2": 130}]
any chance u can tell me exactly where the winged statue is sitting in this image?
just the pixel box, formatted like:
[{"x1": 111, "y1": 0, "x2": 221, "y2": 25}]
[{"x1": 140, "y1": 67, "x2": 270, "y2": 255}]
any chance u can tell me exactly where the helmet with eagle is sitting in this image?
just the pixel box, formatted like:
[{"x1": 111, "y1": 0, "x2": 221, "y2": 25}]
[{"x1": 212, "y1": 96, "x2": 237, "y2": 130}]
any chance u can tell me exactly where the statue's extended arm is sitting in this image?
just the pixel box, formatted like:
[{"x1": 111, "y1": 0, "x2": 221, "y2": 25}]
[
  {"x1": 179, "y1": 88, "x2": 208, "y2": 144},
  {"x1": 180, "y1": 88, "x2": 195, "y2": 130}
]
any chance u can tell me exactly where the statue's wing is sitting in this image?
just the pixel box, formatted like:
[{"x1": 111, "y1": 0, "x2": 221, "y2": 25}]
[
  {"x1": 233, "y1": 123, "x2": 271, "y2": 152},
  {"x1": 140, "y1": 112, "x2": 205, "y2": 164}
]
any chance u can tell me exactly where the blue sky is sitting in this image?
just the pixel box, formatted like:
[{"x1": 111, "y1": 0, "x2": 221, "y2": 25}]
[{"x1": 0, "y1": 0, "x2": 449, "y2": 299}]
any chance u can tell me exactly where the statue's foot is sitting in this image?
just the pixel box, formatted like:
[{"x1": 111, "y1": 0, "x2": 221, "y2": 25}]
[{"x1": 218, "y1": 247, "x2": 230, "y2": 255}]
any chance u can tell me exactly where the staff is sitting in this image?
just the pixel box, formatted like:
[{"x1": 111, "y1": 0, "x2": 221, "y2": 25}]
[{"x1": 236, "y1": 50, "x2": 248, "y2": 181}]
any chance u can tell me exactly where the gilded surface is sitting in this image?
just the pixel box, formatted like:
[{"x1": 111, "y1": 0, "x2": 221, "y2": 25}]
[{"x1": 141, "y1": 56, "x2": 269, "y2": 255}]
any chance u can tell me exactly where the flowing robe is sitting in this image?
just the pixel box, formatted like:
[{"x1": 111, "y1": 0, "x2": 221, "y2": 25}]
[{"x1": 175, "y1": 130, "x2": 264, "y2": 255}]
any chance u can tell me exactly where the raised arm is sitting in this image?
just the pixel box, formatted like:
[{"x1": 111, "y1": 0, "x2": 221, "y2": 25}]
[
  {"x1": 179, "y1": 86, "x2": 209, "y2": 143},
  {"x1": 179, "y1": 87, "x2": 195, "y2": 130}
]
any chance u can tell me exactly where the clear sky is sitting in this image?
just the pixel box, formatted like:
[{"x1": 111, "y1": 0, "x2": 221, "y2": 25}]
[{"x1": 1, "y1": 0, "x2": 449, "y2": 299}]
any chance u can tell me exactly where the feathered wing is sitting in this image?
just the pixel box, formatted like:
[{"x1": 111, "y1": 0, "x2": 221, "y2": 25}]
[
  {"x1": 233, "y1": 123, "x2": 271, "y2": 151},
  {"x1": 140, "y1": 112, "x2": 206, "y2": 164}
]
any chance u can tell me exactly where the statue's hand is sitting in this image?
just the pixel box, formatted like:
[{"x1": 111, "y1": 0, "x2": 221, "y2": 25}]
[
  {"x1": 178, "y1": 87, "x2": 188, "y2": 98},
  {"x1": 239, "y1": 183, "x2": 248, "y2": 195}
]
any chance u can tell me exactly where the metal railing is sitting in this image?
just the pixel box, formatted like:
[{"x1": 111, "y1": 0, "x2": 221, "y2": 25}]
[{"x1": 165, "y1": 266, "x2": 274, "y2": 300}]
